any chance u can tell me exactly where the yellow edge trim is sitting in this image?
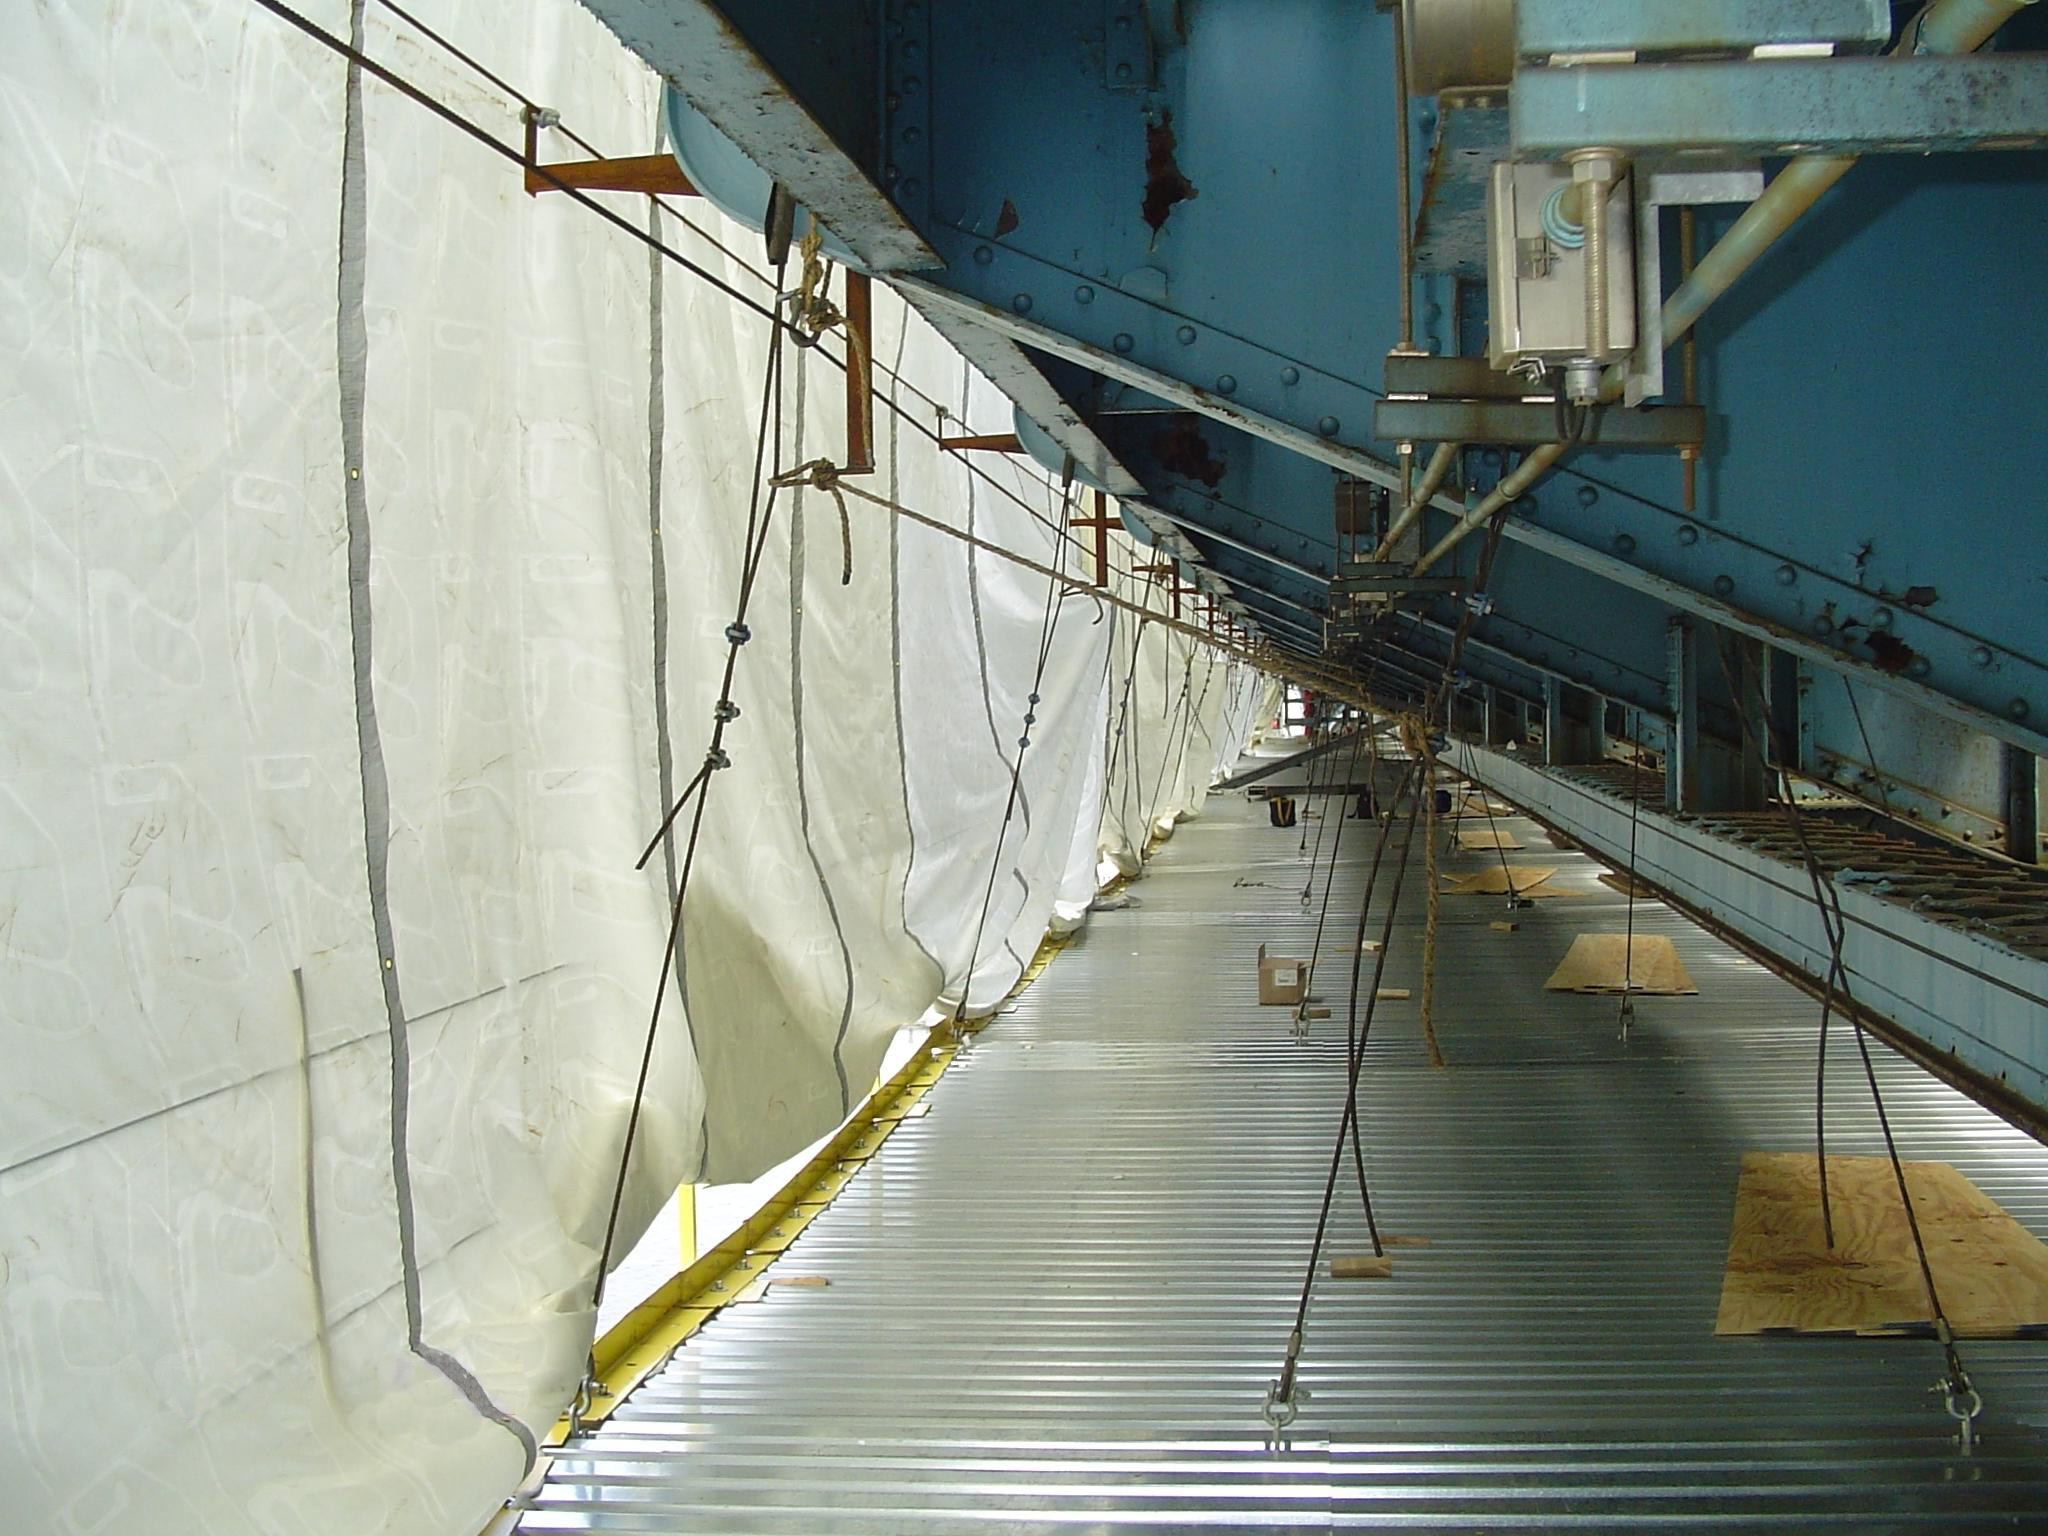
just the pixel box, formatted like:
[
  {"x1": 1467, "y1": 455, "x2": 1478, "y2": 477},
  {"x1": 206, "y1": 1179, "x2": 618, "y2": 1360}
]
[{"x1": 553, "y1": 928, "x2": 1076, "y2": 1441}]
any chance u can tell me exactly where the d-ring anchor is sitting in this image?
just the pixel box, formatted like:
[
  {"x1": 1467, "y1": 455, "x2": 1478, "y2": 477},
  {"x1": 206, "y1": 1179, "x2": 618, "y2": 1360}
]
[
  {"x1": 1937, "y1": 1377, "x2": 1984, "y2": 1454},
  {"x1": 1261, "y1": 1380, "x2": 1301, "y2": 1454}
]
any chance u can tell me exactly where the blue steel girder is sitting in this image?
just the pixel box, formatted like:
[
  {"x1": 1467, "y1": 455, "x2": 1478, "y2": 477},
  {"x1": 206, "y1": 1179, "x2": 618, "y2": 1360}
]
[{"x1": 578, "y1": 0, "x2": 2048, "y2": 753}]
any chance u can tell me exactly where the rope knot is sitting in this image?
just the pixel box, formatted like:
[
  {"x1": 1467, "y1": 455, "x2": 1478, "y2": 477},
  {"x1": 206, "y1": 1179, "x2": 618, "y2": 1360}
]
[{"x1": 770, "y1": 458, "x2": 856, "y2": 585}]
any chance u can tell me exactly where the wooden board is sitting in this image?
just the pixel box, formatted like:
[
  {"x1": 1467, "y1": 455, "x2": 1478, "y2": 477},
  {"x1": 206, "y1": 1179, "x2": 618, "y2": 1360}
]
[
  {"x1": 1543, "y1": 933, "x2": 1696, "y2": 995},
  {"x1": 1716, "y1": 1153, "x2": 2048, "y2": 1337},
  {"x1": 1444, "y1": 865, "x2": 1565, "y2": 898},
  {"x1": 1460, "y1": 796, "x2": 1514, "y2": 816},
  {"x1": 1456, "y1": 825, "x2": 1524, "y2": 851},
  {"x1": 1331, "y1": 1254, "x2": 1394, "y2": 1279}
]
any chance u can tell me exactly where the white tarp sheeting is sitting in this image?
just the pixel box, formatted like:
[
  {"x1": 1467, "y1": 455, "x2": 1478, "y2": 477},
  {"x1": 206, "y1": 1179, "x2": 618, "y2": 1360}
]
[{"x1": 0, "y1": 1, "x2": 1265, "y2": 1531}]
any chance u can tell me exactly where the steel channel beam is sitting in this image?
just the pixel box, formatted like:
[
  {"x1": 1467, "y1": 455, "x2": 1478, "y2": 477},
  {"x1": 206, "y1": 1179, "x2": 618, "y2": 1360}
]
[
  {"x1": 1514, "y1": 0, "x2": 1891, "y2": 59},
  {"x1": 1513, "y1": 55, "x2": 2048, "y2": 159},
  {"x1": 570, "y1": 0, "x2": 938, "y2": 272},
  {"x1": 1459, "y1": 739, "x2": 2048, "y2": 1124},
  {"x1": 1492, "y1": 505, "x2": 2048, "y2": 759},
  {"x1": 1142, "y1": 502, "x2": 1331, "y2": 582},
  {"x1": 1373, "y1": 399, "x2": 1707, "y2": 448}
]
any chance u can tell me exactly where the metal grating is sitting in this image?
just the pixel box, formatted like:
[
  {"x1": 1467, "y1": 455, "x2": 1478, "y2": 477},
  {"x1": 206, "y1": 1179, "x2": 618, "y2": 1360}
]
[{"x1": 521, "y1": 772, "x2": 2048, "y2": 1533}]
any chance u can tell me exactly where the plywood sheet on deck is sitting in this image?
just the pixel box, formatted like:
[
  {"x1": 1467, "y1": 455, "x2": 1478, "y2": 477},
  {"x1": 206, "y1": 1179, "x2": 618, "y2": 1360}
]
[
  {"x1": 1444, "y1": 865, "x2": 1564, "y2": 898},
  {"x1": 1456, "y1": 825, "x2": 1524, "y2": 851},
  {"x1": 1544, "y1": 933, "x2": 1695, "y2": 995},
  {"x1": 1717, "y1": 1152, "x2": 2048, "y2": 1337}
]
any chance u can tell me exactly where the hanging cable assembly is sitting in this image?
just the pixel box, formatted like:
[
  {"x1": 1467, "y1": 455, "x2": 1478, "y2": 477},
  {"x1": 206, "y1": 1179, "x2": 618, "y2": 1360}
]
[
  {"x1": 1707, "y1": 640, "x2": 1983, "y2": 1450},
  {"x1": 1297, "y1": 711, "x2": 1328, "y2": 862},
  {"x1": 1617, "y1": 711, "x2": 1647, "y2": 1041},
  {"x1": 946, "y1": 466, "x2": 1082, "y2": 1039},
  {"x1": 1295, "y1": 722, "x2": 1372, "y2": 1032},
  {"x1": 580, "y1": 262, "x2": 793, "y2": 1388},
  {"x1": 1264, "y1": 512, "x2": 1515, "y2": 1447}
]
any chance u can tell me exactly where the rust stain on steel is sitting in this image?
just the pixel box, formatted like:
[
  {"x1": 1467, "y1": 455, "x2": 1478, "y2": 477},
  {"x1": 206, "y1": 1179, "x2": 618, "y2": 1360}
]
[
  {"x1": 1152, "y1": 420, "x2": 1225, "y2": 487},
  {"x1": 994, "y1": 198, "x2": 1020, "y2": 238},
  {"x1": 1142, "y1": 110, "x2": 1197, "y2": 233},
  {"x1": 1863, "y1": 630, "x2": 1918, "y2": 675}
]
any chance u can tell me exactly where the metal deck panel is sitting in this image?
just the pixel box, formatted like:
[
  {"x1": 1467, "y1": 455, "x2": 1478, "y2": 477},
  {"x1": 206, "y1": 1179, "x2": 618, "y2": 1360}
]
[{"x1": 522, "y1": 776, "x2": 2048, "y2": 1533}]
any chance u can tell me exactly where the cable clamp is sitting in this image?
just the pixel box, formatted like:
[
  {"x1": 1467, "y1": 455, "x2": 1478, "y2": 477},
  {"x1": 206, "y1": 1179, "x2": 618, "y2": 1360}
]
[
  {"x1": 725, "y1": 622, "x2": 751, "y2": 646},
  {"x1": 714, "y1": 700, "x2": 741, "y2": 723},
  {"x1": 706, "y1": 748, "x2": 732, "y2": 771}
]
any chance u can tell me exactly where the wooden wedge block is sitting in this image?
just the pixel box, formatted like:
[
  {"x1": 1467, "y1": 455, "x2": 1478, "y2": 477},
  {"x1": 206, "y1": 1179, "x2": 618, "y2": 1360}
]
[
  {"x1": 1360, "y1": 938, "x2": 1382, "y2": 953},
  {"x1": 1489, "y1": 920, "x2": 1519, "y2": 933},
  {"x1": 1375, "y1": 987, "x2": 1412, "y2": 1001},
  {"x1": 1331, "y1": 1255, "x2": 1394, "y2": 1279},
  {"x1": 1380, "y1": 1235, "x2": 1431, "y2": 1249}
]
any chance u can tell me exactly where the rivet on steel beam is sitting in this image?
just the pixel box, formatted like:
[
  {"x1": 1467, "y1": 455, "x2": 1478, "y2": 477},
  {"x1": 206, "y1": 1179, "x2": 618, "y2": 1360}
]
[
  {"x1": 1316, "y1": 416, "x2": 1340, "y2": 437},
  {"x1": 1012, "y1": 293, "x2": 1032, "y2": 314},
  {"x1": 1114, "y1": 333, "x2": 1134, "y2": 353},
  {"x1": 1075, "y1": 285, "x2": 1094, "y2": 303},
  {"x1": 1216, "y1": 374, "x2": 1237, "y2": 395},
  {"x1": 1576, "y1": 485, "x2": 1598, "y2": 506},
  {"x1": 1872, "y1": 606, "x2": 1894, "y2": 629},
  {"x1": 1614, "y1": 532, "x2": 1636, "y2": 554},
  {"x1": 1776, "y1": 564, "x2": 1797, "y2": 585},
  {"x1": 2009, "y1": 699, "x2": 2029, "y2": 721},
  {"x1": 973, "y1": 245, "x2": 993, "y2": 265},
  {"x1": 1177, "y1": 325, "x2": 1197, "y2": 344},
  {"x1": 1714, "y1": 574, "x2": 1735, "y2": 596},
  {"x1": 1677, "y1": 524, "x2": 1699, "y2": 545},
  {"x1": 1973, "y1": 646, "x2": 1994, "y2": 668},
  {"x1": 1281, "y1": 366, "x2": 1300, "y2": 385},
  {"x1": 1908, "y1": 656, "x2": 1931, "y2": 679}
]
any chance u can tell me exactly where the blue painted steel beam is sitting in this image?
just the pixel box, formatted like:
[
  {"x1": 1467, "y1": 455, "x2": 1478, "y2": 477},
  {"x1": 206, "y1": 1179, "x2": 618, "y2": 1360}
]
[
  {"x1": 1514, "y1": 0, "x2": 1892, "y2": 59},
  {"x1": 1513, "y1": 55, "x2": 2048, "y2": 159}
]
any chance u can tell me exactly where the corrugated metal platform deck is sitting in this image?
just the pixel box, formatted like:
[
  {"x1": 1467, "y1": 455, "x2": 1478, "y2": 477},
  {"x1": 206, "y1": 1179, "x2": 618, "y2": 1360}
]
[{"x1": 521, "y1": 768, "x2": 2048, "y2": 1533}]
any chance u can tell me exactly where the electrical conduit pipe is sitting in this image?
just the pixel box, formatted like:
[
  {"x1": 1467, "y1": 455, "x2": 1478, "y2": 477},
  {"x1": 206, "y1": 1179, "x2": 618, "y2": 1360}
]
[{"x1": 1409, "y1": 0, "x2": 2036, "y2": 578}]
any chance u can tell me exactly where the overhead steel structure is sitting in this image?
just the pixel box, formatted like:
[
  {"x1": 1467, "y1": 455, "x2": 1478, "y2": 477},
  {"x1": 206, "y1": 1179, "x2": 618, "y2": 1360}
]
[{"x1": 561, "y1": 0, "x2": 2048, "y2": 1133}]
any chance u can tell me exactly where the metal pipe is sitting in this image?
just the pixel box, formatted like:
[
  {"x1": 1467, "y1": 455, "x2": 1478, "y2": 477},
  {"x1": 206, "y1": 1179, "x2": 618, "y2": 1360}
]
[
  {"x1": 1662, "y1": 0, "x2": 2033, "y2": 348},
  {"x1": 1417, "y1": 0, "x2": 2036, "y2": 576},
  {"x1": 1373, "y1": 440, "x2": 1458, "y2": 559},
  {"x1": 1393, "y1": 7, "x2": 1416, "y2": 351}
]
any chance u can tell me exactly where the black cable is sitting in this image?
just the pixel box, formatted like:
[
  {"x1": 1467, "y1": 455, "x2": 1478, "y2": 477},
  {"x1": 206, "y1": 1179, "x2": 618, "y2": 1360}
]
[
  {"x1": 1707, "y1": 638, "x2": 1976, "y2": 1427},
  {"x1": 590, "y1": 256, "x2": 791, "y2": 1309},
  {"x1": 1271, "y1": 511, "x2": 1513, "y2": 1417},
  {"x1": 1618, "y1": 713, "x2": 1646, "y2": 1037},
  {"x1": 949, "y1": 469, "x2": 1082, "y2": 1029}
]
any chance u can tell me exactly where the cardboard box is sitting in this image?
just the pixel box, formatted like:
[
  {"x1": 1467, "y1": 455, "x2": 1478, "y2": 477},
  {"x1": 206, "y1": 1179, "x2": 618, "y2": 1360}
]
[{"x1": 1257, "y1": 944, "x2": 1307, "y2": 1006}]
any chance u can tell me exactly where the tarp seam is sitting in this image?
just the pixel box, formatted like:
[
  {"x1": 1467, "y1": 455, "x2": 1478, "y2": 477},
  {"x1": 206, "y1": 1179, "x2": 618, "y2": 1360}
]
[
  {"x1": 886, "y1": 319, "x2": 944, "y2": 979},
  {"x1": 339, "y1": 0, "x2": 535, "y2": 1469}
]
